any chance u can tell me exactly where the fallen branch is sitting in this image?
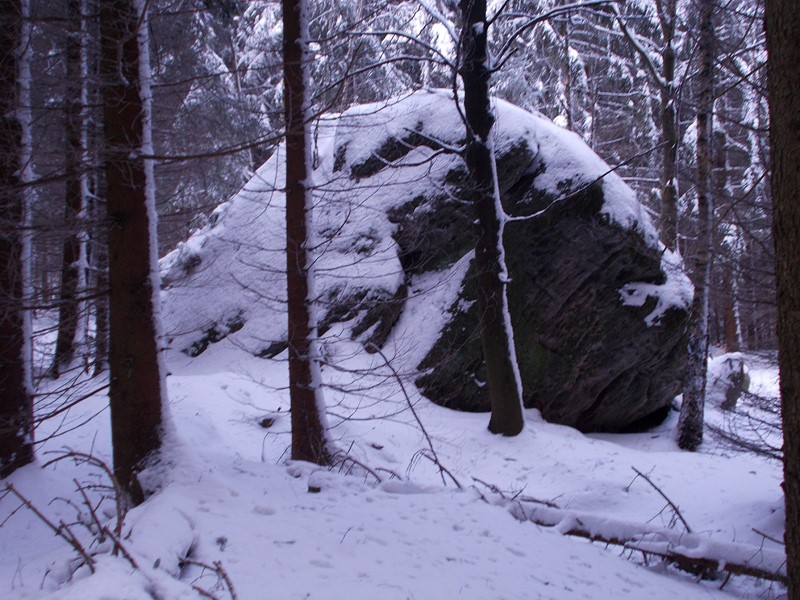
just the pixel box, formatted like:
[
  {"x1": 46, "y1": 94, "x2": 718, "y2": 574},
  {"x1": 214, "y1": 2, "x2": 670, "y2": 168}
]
[
  {"x1": 412, "y1": 449, "x2": 462, "y2": 489},
  {"x1": 471, "y1": 476, "x2": 559, "y2": 508},
  {"x1": 72, "y1": 479, "x2": 137, "y2": 568},
  {"x1": 1, "y1": 484, "x2": 96, "y2": 574},
  {"x1": 330, "y1": 451, "x2": 384, "y2": 483},
  {"x1": 181, "y1": 558, "x2": 238, "y2": 600},
  {"x1": 629, "y1": 467, "x2": 692, "y2": 533},
  {"x1": 367, "y1": 343, "x2": 461, "y2": 489},
  {"x1": 507, "y1": 502, "x2": 786, "y2": 584}
]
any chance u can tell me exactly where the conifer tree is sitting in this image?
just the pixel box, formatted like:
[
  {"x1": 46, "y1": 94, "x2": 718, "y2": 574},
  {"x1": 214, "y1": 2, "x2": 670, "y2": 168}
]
[
  {"x1": 0, "y1": 0, "x2": 34, "y2": 477},
  {"x1": 100, "y1": 0, "x2": 167, "y2": 503}
]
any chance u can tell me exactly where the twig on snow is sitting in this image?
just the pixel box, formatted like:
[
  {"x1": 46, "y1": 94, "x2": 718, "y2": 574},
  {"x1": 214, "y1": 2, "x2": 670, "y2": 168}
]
[
  {"x1": 367, "y1": 343, "x2": 461, "y2": 488},
  {"x1": 629, "y1": 467, "x2": 692, "y2": 533},
  {"x1": 1, "y1": 484, "x2": 96, "y2": 574}
]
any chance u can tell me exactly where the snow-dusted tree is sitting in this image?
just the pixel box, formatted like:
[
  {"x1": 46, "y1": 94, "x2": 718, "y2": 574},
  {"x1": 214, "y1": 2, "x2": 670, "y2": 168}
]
[
  {"x1": 677, "y1": 0, "x2": 713, "y2": 451},
  {"x1": 100, "y1": 0, "x2": 167, "y2": 503},
  {"x1": 765, "y1": 0, "x2": 800, "y2": 594},
  {"x1": 611, "y1": 0, "x2": 684, "y2": 251},
  {"x1": 283, "y1": 0, "x2": 332, "y2": 464},
  {"x1": 0, "y1": 0, "x2": 34, "y2": 477},
  {"x1": 492, "y1": 0, "x2": 595, "y2": 139},
  {"x1": 147, "y1": 0, "x2": 259, "y2": 253},
  {"x1": 708, "y1": 0, "x2": 773, "y2": 352},
  {"x1": 49, "y1": 0, "x2": 89, "y2": 378},
  {"x1": 459, "y1": 0, "x2": 524, "y2": 436}
]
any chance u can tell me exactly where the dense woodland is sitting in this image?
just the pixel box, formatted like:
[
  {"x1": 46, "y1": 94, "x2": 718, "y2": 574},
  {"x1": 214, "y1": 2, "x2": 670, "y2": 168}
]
[
  {"x1": 20, "y1": 0, "x2": 776, "y2": 352},
  {"x1": 2, "y1": 0, "x2": 799, "y2": 597}
]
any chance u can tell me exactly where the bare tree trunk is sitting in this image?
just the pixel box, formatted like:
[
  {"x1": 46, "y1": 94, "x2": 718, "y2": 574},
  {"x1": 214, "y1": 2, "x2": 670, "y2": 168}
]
[
  {"x1": 722, "y1": 265, "x2": 740, "y2": 352},
  {"x1": 50, "y1": 0, "x2": 88, "y2": 378},
  {"x1": 677, "y1": 0, "x2": 714, "y2": 451},
  {"x1": 562, "y1": 13, "x2": 573, "y2": 131},
  {"x1": 765, "y1": 1, "x2": 800, "y2": 596},
  {"x1": 92, "y1": 221, "x2": 109, "y2": 376},
  {"x1": 0, "y1": 0, "x2": 34, "y2": 477},
  {"x1": 283, "y1": 0, "x2": 331, "y2": 464},
  {"x1": 100, "y1": 0, "x2": 166, "y2": 503},
  {"x1": 459, "y1": 0, "x2": 524, "y2": 436},
  {"x1": 657, "y1": 0, "x2": 679, "y2": 252}
]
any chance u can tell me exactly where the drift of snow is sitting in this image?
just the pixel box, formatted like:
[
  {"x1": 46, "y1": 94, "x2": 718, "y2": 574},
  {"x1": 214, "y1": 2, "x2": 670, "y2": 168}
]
[{"x1": 0, "y1": 342, "x2": 785, "y2": 599}]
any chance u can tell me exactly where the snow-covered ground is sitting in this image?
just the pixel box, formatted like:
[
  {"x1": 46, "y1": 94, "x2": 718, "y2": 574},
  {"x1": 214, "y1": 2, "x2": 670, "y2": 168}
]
[
  {"x1": 0, "y1": 336, "x2": 786, "y2": 600},
  {"x1": 0, "y1": 93, "x2": 785, "y2": 599}
]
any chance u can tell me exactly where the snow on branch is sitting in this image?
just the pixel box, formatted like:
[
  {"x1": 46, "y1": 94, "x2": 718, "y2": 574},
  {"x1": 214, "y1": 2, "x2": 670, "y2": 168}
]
[
  {"x1": 608, "y1": 3, "x2": 668, "y2": 89},
  {"x1": 493, "y1": 0, "x2": 616, "y2": 68},
  {"x1": 502, "y1": 491, "x2": 786, "y2": 584},
  {"x1": 415, "y1": 0, "x2": 459, "y2": 46}
]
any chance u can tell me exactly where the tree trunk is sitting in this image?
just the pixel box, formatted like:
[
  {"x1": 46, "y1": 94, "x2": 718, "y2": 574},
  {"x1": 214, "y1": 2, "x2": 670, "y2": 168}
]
[
  {"x1": 0, "y1": 0, "x2": 34, "y2": 477},
  {"x1": 459, "y1": 0, "x2": 524, "y2": 436},
  {"x1": 50, "y1": 0, "x2": 88, "y2": 378},
  {"x1": 677, "y1": 0, "x2": 713, "y2": 451},
  {"x1": 561, "y1": 14, "x2": 573, "y2": 131},
  {"x1": 722, "y1": 265, "x2": 741, "y2": 352},
  {"x1": 765, "y1": 1, "x2": 800, "y2": 596},
  {"x1": 657, "y1": 0, "x2": 679, "y2": 252},
  {"x1": 283, "y1": 0, "x2": 331, "y2": 464},
  {"x1": 92, "y1": 220, "x2": 109, "y2": 376},
  {"x1": 100, "y1": 0, "x2": 166, "y2": 503}
]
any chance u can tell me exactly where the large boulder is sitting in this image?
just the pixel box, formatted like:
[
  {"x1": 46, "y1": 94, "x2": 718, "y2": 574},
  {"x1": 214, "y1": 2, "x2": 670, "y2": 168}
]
[
  {"x1": 415, "y1": 178, "x2": 690, "y2": 431},
  {"x1": 161, "y1": 90, "x2": 692, "y2": 432}
]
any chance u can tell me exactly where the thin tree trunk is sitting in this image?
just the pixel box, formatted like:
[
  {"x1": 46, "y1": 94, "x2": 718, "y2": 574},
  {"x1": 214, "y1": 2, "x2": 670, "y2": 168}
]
[
  {"x1": 50, "y1": 0, "x2": 88, "y2": 378},
  {"x1": 92, "y1": 224, "x2": 109, "y2": 376},
  {"x1": 657, "y1": 0, "x2": 679, "y2": 252},
  {"x1": 459, "y1": 0, "x2": 524, "y2": 436},
  {"x1": 283, "y1": 0, "x2": 330, "y2": 464},
  {"x1": 722, "y1": 266, "x2": 740, "y2": 352},
  {"x1": 677, "y1": 0, "x2": 714, "y2": 451},
  {"x1": 562, "y1": 14, "x2": 573, "y2": 131},
  {"x1": 0, "y1": 0, "x2": 34, "y2": 477},
  {"x1": 84, "y1": 6, "x2": 108, "y2": 377},
  {"x1": 765, "y1": 0, "x2": 800, "y2": 596},
  {"x1": 100, "y1": 0, "x2": 166, "y2": 503}
]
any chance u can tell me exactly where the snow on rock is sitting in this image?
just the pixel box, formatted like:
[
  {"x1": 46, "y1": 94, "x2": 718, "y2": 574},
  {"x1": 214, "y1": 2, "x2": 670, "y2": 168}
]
[
  {"x1": 161, "y1": 90, "x2": 692, "y2": 432},
  {"x1": 706, "y1": 352, "x2": 751, "y2": 410}
]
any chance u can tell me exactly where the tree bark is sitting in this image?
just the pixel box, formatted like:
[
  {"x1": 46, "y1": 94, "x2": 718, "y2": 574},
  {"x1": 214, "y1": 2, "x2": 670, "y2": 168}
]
[
  {"x1": 765, "y1": 1, "x2": 800, "y2": 596},
  {"x1": 0, "y1": 0, "x2": 34, "y2": 477},
  {"x1": 283, "y1": 0, "x2": 330, "y2": 464},
  {"x1": 100, "y1": 0, "x2": 166, "y2": 503},
  {"x1": 459, "y1": 0, "x2": 524, "y2": 436},
  {"x1": 677, "y1": 0, "x2": 713, "y2": 451},
  {"x1": 93, "y1": 221, "x2": 109, "y2": 376},
  {"x1": 657, "y1": 0, "x2": 679, "y2": 252},
  {"x1": 50, "y1": 0, "x2": 88, "y2": 378}
]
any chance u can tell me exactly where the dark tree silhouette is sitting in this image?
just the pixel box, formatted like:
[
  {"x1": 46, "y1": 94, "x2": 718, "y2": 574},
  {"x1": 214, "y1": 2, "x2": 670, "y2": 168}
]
[
  {"x1": 283, "y1": 0, "x2": 331, "y2": 464},
  {"x1": 100, "y1": 0, "x2": 166, "y2": 503},
  {"x1": 0, "y1": 0, "x2": 33, "y2": 477},
  {"x1": 459, "y1": 0, "x2": 524, "y2": 436},
  {"x1": 765, "y1": 0, "x2": 800, "y2": 595},
  {"x1": 50, "y1": 0, "x2": 88, "y2": 378},
  {"x1": 677, "y1": 0, "x2": 714, "y2": 451}
]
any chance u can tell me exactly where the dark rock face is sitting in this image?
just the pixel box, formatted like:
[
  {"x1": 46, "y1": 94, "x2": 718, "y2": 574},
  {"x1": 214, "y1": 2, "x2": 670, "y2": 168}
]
[
  {"x1": 415, "y1": 178, "x2": 690, "y2": 432},
  {"x1": 367, "y1": 109, "x2": 692, "y2": 432},
  {"x1": 335, "y1": 110, "x2": 691, "y2": 431}
]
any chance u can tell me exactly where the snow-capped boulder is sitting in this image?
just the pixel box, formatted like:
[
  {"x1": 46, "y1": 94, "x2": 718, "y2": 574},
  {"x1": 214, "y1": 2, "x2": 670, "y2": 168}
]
[
  {"x1": 161, "y1": 90, "x2": 692, "y2": 432},
  {"x1": 707, "y1": 352, "x2": 750, "y2": 411}
]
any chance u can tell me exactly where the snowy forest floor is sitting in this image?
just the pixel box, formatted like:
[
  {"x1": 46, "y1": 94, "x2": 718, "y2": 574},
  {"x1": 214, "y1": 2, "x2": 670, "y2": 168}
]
[{"x1": 0, "y1": 337, "x2": 788, "y2": 600}]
